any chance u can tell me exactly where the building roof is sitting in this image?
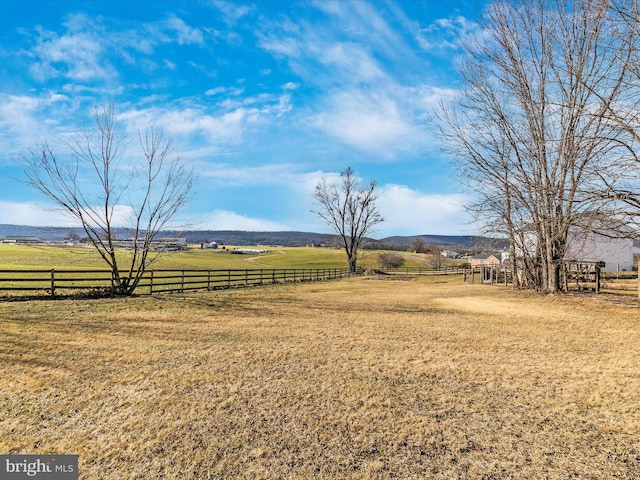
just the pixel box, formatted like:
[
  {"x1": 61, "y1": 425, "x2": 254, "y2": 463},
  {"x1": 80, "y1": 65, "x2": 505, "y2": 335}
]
[
  {"x1": 471, "y1": 253, "x2": 497, "y2": 260},
  {"x1": 1, "y1": 236, "x2": 43, "y2": 242}
]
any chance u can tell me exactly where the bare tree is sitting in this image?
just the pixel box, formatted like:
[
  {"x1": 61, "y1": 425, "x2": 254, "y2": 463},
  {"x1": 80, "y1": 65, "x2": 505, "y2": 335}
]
[
  {"x1": 410, "y1": 237, "x2": 428, "y2": 254},
  {"x1": 439, "y1": 0, "x2": 636, "y2": 292},
  {"x1": 313, "y1": 167, "x2": 383, "y2": 273},
  {"x1": 378, "y1": 252, "x2": 405, "y2": 269},
  {"x1": 585, "y1": 1, "x2": 640, "y2": 218},
  {"x1": 22, "y1": 104, "x2": 196, "y2": 295}
]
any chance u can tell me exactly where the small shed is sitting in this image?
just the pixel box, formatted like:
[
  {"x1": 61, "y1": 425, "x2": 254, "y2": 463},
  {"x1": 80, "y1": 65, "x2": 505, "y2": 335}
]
[{"x1": 469, "y1": 253, "x2": 501, "y2": 268}]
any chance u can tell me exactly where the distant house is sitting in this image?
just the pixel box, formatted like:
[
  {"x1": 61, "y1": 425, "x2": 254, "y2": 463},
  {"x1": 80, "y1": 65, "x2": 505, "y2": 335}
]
[
  {"x1": 469, "y1": 253, "x2": 501, "y2": 268},
  {"x1": 441, "y1": 250, "x2": 460, "y2": 258},
  {"x1": 201, "y1": 241, "x2": 218, "y2": 249},
  {"x1": 153, "y1": 237, "x2": 188, "y2": 251},
  {"x1": 114, "y1": 237, "x2": 188, "y2": 251},
  {"x1": 1, "y1": 236, "x2": 44, "y2": 244}
]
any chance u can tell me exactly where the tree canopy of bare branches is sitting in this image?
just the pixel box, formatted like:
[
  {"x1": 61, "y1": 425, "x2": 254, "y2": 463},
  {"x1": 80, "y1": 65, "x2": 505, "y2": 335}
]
[
  {"x1": 22, "y1": 104, "x2": 196, "y2": 295},
  {"x1": 313, "y1": 167, "x2": 383, "y2": 273},
  {"x1": 440, "y1": 0, "x2": 640, "y2": 292}
]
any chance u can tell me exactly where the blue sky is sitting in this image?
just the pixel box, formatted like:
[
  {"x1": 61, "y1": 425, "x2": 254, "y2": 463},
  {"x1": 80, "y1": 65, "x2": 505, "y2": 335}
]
[{"x1": 0, "y1": 0, "x2": 486, "y2": 237}]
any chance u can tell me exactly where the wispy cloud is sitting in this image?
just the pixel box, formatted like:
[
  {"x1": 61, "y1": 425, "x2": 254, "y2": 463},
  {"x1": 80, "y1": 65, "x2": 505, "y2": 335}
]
[
  {"x1": 416, "y1": 15, "x2": 484, "y2": 52},
  {"x1": 309, "y1": 90, "x2": 413, "y2": 154},
  {"x1": 199, "y1": 209, "x2": 289, "y2": 231},
  {"x1": 211, "y1": 0, "x2": 254, "y2": 26},
  {"x1": 254, "y1": 2, "x2": 459, "y2": 158},
  {"x1": 197, "y1": 163, "x2": 305, "y2": 186},
  {"x1": 0, "y1": 92, "x2": 75, "y2": 157},
  {"x1": 117, "y1": 90, "x2": 293, "y2": 148},
  {"x1": 29, "y1": 16, "x2": 114, "y2": 82},
  {"x1": 205, "y1": 86, "x2": 245, "y2": 97},
  {"x1": 26, "y1": 12, "x2": 206, "y2": 83},
  {"x1": 163, "y1": 15, "x2": 205, "y2": 45}
]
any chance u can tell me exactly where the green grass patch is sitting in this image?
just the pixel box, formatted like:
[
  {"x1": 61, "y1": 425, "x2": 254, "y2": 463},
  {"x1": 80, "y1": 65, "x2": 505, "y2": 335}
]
[{"x1": 0, "y1": 244, "x2": 429, "y2": 271}]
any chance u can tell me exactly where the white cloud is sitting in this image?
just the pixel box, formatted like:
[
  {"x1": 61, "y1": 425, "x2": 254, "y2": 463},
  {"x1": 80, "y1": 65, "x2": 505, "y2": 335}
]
[
  {"x1": 258, "y1": 34, "x2": 302, "y2": 59},
  {"x1": 211, "y1": 0, "x2": 254, "y2": 26},
  {"x1": 0, "y1": 94, "x2": 41, "y2": 130},
  {"x1": 0, "y1": 201, "x2": 134, "y2": 228},
  {"x1": 205, "y1": 86, "x2": 245, "y2": 96},
  {"x1": 30, "y1": 24, "x2": 114, "y2": 82},
  {"x1": 318, "y1": 42, "x2": 386, "y2": 82},
  {"x1": 164, "y1": 16, "x2": 204, "y2": 45},
  {"x1": 27, "y1": 12, "x2": 206, "y2": 83},
  {"x1": 0, "y1": 93, "x2": 74, "y2": 156},
  {"x1": 255, "y1": 5, "x2": 455, "y2": 157},
  {"x1": 197, "y1": 163, "x2": 303, "y2": 186},
  {"x1": 117, "y1": 90, "x2": 293, "y2": 146},
  {"x1": 310, "y1": 90, "x2": 415, "y2": 154},
  {"x1": 377, "y1": 184, "x2": 472, "y2": 236},
  {"x1": 311, "y1": 0, "x2": 410, "y2": 62},
  {"x1": 199, "y1": 209, "x2": 289, "y2": 231},
  {"x1": 417, "y1": 15, "x2": 483, "y2": 52}
]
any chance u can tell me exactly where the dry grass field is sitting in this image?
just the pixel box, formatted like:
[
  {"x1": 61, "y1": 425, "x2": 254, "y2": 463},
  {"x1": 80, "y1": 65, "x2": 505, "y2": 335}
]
[{"x1": 1, "y1": 275, "x2": 640, "y2": 479}]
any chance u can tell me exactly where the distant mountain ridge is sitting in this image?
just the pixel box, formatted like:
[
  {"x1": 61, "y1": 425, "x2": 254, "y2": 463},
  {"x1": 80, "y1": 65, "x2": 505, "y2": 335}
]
[{"x1": 0, "y1": 224, "x2": 498, "y2": 249}]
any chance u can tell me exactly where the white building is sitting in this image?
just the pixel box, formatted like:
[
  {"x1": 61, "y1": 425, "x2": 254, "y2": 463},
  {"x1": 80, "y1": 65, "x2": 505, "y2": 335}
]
[
  {"x1": 517, "y1": 226, "x2": 635, "y2": 272},
  {"x1": 564, "y1": 231, "x2": 634, "y2": 272}
]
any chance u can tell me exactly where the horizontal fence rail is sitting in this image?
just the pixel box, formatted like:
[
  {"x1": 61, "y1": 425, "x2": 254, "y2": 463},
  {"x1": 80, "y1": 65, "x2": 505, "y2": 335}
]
[
  {"x1": 0, "y1": 267, "x2": 351, "y2": 298},
  {"x1": 375, "y1": 266, "x2": 468, "y2": 275},
  {"x1": 380, "y1": 264, "x2": 640, "y2": 297},
  {"x1": 566, "y1": 270, "x2": 639, "y2": 296}
]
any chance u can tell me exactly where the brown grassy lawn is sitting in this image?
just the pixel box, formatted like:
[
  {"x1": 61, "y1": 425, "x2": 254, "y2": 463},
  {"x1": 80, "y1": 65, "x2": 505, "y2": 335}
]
[{"x1": 1, "y1": 276, "x2": 640, "y2": 479}]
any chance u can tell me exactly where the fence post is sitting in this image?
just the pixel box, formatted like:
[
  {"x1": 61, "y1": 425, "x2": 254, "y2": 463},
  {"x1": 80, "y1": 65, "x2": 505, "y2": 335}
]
[
  {"x1": 149, "y1": 270, "x2": 154, "y2": 295},
  {"x1": 595, "y1": 264, "x2": 600, "y2": 294},
  {"x1": 50, "y1": 269, "x2": 55, "y2": 298},
  {"x1": 181, "y1": 270, "x2": 185, "y2": 292}
]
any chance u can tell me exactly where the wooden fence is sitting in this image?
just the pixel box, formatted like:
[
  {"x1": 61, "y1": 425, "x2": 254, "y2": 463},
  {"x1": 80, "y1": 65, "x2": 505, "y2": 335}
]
[
  {"x1": 473, "y1": 263, "x2": 639, "y2": 296},
  {"x1": 381, "y1": 263, "x2": 640, "y2": 297},
  {"x1": 0, "y1": 267, "x2": 351, "y2": 298},
  {"x1": 378, "y1": 265, "x2": 510, "y2": 285},
  {"x1": 375, "y1": 266, "x2": 468, "y2": 275},
  {"x1": 3, "y1": 264, "x2": 635, "y2": 299},
  {"x1": 564, "y1": 270, "x2": 638, "y2": 296}
]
